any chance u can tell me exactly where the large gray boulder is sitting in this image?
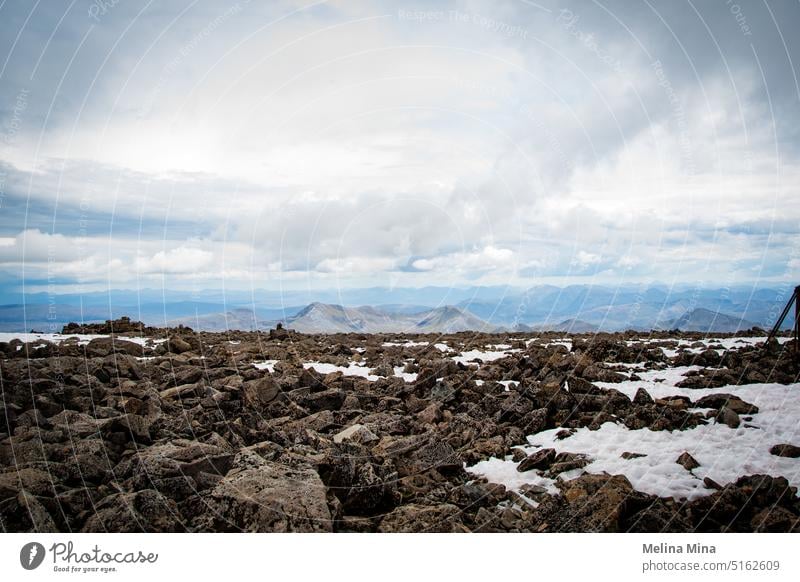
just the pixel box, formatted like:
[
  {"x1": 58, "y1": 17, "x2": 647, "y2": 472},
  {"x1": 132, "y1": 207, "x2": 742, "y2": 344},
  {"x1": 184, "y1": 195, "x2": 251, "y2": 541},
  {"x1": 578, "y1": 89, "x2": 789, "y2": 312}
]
[{"x1": 198, "y1": 456, "x2": 332, "y2": 532}]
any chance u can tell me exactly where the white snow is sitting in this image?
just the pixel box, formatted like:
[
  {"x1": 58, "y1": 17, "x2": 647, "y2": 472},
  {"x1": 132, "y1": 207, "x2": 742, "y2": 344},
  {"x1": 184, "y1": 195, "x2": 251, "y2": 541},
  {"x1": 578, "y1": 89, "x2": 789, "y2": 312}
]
[
  {"x1": 547, "y1": 340, "x2": 573, "y2": 350},
  {"x1": 301, "y1": 361, "x2": 420, "y2": 383},
  {"x1": 123, "y1": 337, "x2": 167, "y2": 347},
  {"x1": 0, "y1": 332, "x2": 165, "y2": 347},
  {"x1": 434, "y1": 343, "x2": 451, "y2": 352},
  {"x1": 0, "y1": 332, "x2": 107, "y2": 345},
  {"x1": 631, "y1": 336, "x2": 792, "y2": 358},
  {"x1": 383, "y1": 341, "x2": 428, "y2": 347},
  {"x1": 303, "y1": 361, "x2": 382, "y2": 382},
  {"x1": 452, "y1": 349, "x2": 513, "y2": 366},
  {"x1": 524, "y1": 337, "x2": 573, "y2": 350},
  {"x1": 469, "y1": 457, "x2": 559, "y2": 500},
  {"x1": 253, "y1": 360, "x2": 278, "y2": 372},
  {"x1": 594, "y1": 366, "x2": 704, "y2": 399},
  {"x1": 393, "y1": 366, "x2": 418, "y2": 383},
  {"x1": 469, "y1": 364, "x2": 800, "y2": 501},
  {"x1": 499, "y1": 380, "x2": 518, "y2": 392}
]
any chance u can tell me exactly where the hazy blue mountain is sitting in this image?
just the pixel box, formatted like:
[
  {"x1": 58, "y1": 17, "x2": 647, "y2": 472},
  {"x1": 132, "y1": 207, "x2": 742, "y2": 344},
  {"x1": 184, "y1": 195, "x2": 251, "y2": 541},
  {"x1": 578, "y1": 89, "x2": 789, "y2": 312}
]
[
  {"x1": 0, "y1": 284, "x2": 793, "y2": 332},
  {"x1": 663, "y1": 308, "x2": 759, "y2": 333},
  {"x1": 280, "y1": 303, "x2": 496, "y2": 334}
]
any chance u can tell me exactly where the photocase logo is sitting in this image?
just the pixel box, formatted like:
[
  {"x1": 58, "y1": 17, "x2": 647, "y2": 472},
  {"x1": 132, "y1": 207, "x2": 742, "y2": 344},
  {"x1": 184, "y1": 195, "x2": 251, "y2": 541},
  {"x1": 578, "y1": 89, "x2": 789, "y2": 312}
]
[{"x1": 20, "y1": 542, "x2": 46, "y2": 570}]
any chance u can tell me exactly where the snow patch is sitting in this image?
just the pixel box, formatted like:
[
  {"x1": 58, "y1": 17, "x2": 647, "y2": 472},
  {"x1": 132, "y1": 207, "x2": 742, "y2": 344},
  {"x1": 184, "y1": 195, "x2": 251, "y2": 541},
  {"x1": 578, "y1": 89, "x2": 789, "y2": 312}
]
[
  {"x1": 253, "y1": 360, "x2": 278, "y2": 372},
  {"x1": 469, "y1": 381, "x2": 800, "y2": 501}
]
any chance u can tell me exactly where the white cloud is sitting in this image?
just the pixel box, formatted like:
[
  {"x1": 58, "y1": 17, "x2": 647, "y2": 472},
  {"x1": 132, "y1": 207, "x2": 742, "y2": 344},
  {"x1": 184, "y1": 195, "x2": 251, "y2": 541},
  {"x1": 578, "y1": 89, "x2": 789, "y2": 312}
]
[
  {"x1": 134, "y1": 247, "x2": 214, "y2": 274},
  {"x1": 412, "y1": 245, "x2": 515, "y2": 272},
  {"x1": 1, "y1": 0, "x2": 799, "y2": 289},
  {"x1": 571, "y1": 250, "x2": 602, "y2": 269},
  {"x1": 315, "y1": 256, "x2": 398, "y2": 273}
]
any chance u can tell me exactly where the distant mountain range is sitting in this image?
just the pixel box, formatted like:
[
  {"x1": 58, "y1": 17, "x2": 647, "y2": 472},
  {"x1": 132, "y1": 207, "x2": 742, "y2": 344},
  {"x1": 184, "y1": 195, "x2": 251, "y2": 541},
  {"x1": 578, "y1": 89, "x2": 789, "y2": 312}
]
[
  {"x1": 170, "y1": 302, "x2": 497, "y2": 333},
  {"x1": 0, "y1": 284, "x2": 792, "y2": 333},
  {"x1": 667, "y1": 307, "x2": 757, "y2": 333}
]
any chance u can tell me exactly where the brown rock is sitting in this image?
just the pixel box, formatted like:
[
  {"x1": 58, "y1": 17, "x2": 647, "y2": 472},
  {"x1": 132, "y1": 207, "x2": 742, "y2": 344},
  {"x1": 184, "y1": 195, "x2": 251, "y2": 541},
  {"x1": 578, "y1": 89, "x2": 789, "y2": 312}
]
[
  {"x1": 199, "y1": 460, "x2": 332, "y2": 532},
  {"x1": 695, "y1": 393, "x2": 759, "y2": 414},
  {"x1": 243, "y1": 376, "x2": 281, "y2": 409},
  {"x1": 82, "y1": 489, "x2": 184, "y2": 532},
  {"x1": 676, "y1": 451, "x2": 700, "y2": 470},
  {"x1": 167, "y1": 336, "x2": 192, "y2": 354},
  {"x1": 517, "y1": 448, "x2": 556, "y2": 472},
  {"x1": 769, "y1": 443, "x2": 800, "y2": 458},
  {"x1": 718, "y1": 406, "x2": 740, "y2": 429},
  {"x1": 751, "y1": 506, "x2": 800, "y2": 532},
  {"x1": 378, "y1": 503, "x2": 466, "y2": 533}
]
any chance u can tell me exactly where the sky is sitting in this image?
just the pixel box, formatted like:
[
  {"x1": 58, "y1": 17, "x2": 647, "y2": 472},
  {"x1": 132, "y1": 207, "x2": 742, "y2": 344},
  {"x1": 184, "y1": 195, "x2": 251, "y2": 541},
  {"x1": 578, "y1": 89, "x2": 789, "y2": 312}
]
[{"x1": 0, "y1": 0, "x2": 799, "y2": 297}]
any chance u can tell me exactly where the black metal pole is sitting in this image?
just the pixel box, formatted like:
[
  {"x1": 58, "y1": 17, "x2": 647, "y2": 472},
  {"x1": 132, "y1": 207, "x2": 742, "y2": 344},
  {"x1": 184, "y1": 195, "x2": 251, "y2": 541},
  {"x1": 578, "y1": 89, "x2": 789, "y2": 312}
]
[
  {"x1": 795, "y1": 286, "x2": 800, "y2": 353},
  {"x1": 766, "y1": 290, "x2": 796, "y2": 345}
]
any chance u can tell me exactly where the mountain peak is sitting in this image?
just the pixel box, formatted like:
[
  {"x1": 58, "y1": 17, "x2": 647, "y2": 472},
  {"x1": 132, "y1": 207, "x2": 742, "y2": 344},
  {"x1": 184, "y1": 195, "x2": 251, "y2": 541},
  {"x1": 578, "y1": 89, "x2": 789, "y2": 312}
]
[{"x1": 283, "y1": 303, "x2": 494, "y2": 333}]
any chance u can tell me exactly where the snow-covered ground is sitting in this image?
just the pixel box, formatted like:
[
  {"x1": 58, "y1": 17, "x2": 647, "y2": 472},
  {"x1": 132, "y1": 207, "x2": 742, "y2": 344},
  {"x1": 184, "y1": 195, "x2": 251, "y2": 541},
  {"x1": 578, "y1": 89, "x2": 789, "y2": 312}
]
[
  {"x1": 469, "y1": 358, "x2": 800, "y2": 502},
  {"x1": 452, "y1": 349, "x2": 517, "y2": 366},
  {"x1": 524, "y1": 337, "x2": 572, "y2": 349},
  {"x1": 393, "y1": 366, "x2": 418, "y2": 383},
  {"x1": 0, "y1": 332, "x2": 166, "y2": 348},
  {"x1": 629, "y1": 336, "x2": 791, "y2": 358},
  {"x1": 594, "y1": 365, "x2": 704, "y2": 398},
  {"x1": 303, "y1": 361, "x2": 382, "y2": 381},
  {"x1": 302, "y1": 361, "x2": 419, "y2": 383},
  {"x1": 253, "y1": 360, "x2": 278, "y2": 372}
]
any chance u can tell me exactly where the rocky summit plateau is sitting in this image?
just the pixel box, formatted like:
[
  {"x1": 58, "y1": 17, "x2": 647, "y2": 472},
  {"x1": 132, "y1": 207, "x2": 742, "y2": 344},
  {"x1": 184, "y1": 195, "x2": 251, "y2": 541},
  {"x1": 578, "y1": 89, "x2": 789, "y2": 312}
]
[{"x1": 1, "y1": 318, "x2": 799, "y2": 533}]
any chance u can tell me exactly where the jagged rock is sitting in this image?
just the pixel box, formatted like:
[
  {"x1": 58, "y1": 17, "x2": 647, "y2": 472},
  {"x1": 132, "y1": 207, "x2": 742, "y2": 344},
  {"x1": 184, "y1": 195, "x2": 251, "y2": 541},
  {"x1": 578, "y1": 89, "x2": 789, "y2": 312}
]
[
  {"x1": 430, "y1": 381, "x2": 457, "y2": 403},
  {"x1": 694, "y1": 394, "x2": 759, "y2": 414},
  {"x1": 686, "y1": 475, "x2": 800, "y2": 532},
  {"x1": 198, "y1": 460, "x2": 332, "y2": 532},
  {"x1": 532, "y1": 473, "x2": 652, "y2": 532},
  {"x1": 378, "y1": 503, "x2": 466, "y2": 533},
  {"x1": 517, "y1": 448, "x2": 556, "y2": 472},
  {"x1": 676, "y1": 452, "x2": 700, "y2": 470},
  {"x1": 547, "y1": 452, "x2": 590, "y2": 475},
  {"x1": 633, "y1": 388, "x2": 653, "y2": 405},
  {"x1": 118, "y1": 440, "x2": 231, "y2": 494},
  {"x1": 2, "y1": 324, "x2": 799, "y2": 534},
  {"x1": 82, "y1": 489, "x2": 185, "y2": 532},
  {"x1": 333, "y1": 424, "x2": 379, "y2": 445},
  {"x1": 316, "y1": 444, "x2": 396, "y2": 515},
  {"x1": 395, "y1": 439, "x2": 463, "y2": 477},
  {"x1": 751, "y1": 506, "x2": 800, "y2": 532},
  {"x1": 159, "y1": 383, "x2": 203, "y2": 400},
  {"x1": 417, "y1": 402, "x2": 442, "y2": 425},
  {"x1": 0, "y1": 490, "x2": 58, "y2": 532},
  {"x1": 0, "y1": 468, "x2": 55, "y2": 500},
  {"x1": 372, "y1": 433, "x2": 430, "y2": 459},
  {"x1": 243, "y1": 376, "x2": 281, "y2": 409}
]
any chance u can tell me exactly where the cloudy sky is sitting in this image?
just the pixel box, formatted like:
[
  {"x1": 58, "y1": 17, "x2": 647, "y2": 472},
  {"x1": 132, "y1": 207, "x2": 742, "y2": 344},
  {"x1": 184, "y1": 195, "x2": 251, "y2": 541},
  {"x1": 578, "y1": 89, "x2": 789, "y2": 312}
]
[{"x1": 1, "y1": 0, "x2": 798, "y2": 296}]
